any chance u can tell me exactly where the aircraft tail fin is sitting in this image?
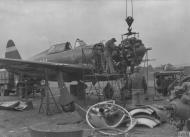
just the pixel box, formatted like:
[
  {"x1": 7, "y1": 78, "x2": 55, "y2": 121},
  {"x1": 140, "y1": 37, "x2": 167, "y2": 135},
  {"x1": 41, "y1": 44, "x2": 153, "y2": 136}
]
[{"x1": 5, "y1": 40, "x2": 21, "y2": 59}]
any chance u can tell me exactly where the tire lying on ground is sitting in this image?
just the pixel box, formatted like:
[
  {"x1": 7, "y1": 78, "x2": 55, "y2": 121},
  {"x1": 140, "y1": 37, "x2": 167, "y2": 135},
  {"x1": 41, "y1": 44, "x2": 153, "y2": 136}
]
[
  {"x1": 133, "y1": 115, "x2": 160, "y2": 128},
  {"x1": 129, "y1": 108, "x2": 154, "y2": 116}
]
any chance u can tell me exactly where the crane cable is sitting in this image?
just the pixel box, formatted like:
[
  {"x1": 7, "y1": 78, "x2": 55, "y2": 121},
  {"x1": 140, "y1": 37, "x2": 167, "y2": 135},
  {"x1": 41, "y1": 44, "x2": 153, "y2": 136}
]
[
  {"x1": 125, "y1": 0, "x2": 134, "y2": 34},
  {"x1": 126, "y1": 0, "x2": 134, "y2": 18},
  {"x1": 131, "y1": 0, "x2": 134, "y2": 17}
]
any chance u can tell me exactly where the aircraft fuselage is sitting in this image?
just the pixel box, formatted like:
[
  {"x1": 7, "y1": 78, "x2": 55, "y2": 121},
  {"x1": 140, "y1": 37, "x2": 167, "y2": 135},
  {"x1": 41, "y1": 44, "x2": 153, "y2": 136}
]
[{"x1": 30, "y1": 45, "x2": 94, "y2": 65}]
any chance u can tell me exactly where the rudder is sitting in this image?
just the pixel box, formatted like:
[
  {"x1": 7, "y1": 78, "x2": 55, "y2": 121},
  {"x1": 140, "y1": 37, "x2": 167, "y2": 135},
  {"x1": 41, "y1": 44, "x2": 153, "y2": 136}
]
[{"x1": 5, "y1": 40, "x2": 21, "y2": 59}]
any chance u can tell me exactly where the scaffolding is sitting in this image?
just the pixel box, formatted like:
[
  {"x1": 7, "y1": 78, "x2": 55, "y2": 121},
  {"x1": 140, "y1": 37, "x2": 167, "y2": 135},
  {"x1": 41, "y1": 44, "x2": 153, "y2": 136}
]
[{"x1": 81, "y1": 47, "x2": 126, "y2": 102}]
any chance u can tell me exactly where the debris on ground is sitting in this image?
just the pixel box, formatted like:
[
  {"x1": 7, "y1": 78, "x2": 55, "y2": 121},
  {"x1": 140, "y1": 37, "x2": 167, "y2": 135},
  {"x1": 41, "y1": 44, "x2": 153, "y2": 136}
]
[
  {"x1": 128, "y1": 105, "x2": 168, "y2": 128},
  {"x1": 0, "y1": 100, "x2": 33, "y2": 111}
]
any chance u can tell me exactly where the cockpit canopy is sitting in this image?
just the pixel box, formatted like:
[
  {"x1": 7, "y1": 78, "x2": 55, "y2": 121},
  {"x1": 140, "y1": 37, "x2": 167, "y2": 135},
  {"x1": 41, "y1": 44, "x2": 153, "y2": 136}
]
[{"x1": 48, "y1": 42, "x2": 71, "y2": 54}]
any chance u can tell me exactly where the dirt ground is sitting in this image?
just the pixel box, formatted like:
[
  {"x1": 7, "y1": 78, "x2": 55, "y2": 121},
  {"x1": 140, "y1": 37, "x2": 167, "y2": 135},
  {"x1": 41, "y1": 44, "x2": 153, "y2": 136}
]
[{"x1": 0, "y1": 83, "x2": 179, "y2": 137}]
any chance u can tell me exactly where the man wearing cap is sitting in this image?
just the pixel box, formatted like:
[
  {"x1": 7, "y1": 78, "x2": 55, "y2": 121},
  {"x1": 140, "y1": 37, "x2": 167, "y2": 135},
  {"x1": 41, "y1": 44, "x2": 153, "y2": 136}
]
[{"x1": 104, "y1": 38, "x2": 117, "y2": 73}]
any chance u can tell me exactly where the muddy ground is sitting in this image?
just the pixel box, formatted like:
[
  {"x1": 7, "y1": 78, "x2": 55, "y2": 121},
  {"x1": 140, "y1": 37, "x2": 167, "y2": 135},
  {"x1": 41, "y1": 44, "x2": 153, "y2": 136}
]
[{"x1": 0, "y1": 82, "x2": 179, "y2": 137}]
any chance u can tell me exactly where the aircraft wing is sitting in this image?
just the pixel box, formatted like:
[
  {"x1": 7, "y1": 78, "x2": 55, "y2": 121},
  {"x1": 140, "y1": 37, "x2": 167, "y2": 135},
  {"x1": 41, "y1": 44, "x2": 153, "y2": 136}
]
[{"x1": 0, "y1": 58, "x2": 93, "y2": 81}]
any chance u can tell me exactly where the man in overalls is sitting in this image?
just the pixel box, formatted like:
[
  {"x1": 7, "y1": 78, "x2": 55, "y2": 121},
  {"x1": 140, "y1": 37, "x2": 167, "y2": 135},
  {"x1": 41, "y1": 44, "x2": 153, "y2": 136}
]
[{"x1": 104, "y1": 38, "x2": 117, "y2": 73}]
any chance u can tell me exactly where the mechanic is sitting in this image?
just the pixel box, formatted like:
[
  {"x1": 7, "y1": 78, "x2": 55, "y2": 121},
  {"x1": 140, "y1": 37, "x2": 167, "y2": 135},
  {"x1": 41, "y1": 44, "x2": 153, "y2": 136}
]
[{"x1": 104, "y1": 38, "x2": 117, "y2": 73}]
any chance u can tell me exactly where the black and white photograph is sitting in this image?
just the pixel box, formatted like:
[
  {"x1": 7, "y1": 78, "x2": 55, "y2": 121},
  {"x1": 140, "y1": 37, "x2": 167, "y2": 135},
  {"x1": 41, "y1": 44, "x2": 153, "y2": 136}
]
[{"x1": 0, "y1": 0, "x2": 190, "y2": 137}]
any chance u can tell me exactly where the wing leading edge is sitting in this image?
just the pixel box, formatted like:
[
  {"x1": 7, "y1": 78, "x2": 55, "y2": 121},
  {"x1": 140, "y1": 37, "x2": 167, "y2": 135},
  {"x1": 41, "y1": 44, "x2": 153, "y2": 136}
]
[{"x1": 0, "y1": 58, "x2": 93, "y2": 81}]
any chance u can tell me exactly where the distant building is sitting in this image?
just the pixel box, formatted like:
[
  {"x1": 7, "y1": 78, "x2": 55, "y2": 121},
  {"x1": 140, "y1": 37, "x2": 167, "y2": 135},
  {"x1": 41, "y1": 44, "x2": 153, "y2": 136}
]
[{"x1": 184, "y1": 66, "x2": 190, "y2": 75}]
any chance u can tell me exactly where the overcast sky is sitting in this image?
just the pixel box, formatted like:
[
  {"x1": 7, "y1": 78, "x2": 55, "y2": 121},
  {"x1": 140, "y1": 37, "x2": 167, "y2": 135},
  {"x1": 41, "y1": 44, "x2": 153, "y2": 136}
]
[{"x1": 0, "y1": 0, "x2": 189, "y2": 66}]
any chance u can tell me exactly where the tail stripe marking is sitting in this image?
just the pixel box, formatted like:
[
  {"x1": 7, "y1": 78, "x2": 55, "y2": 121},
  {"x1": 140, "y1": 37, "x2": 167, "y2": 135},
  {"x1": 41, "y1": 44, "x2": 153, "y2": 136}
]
[{"x1": 6, "y1": 46, "x2": 17, "y2": 53}]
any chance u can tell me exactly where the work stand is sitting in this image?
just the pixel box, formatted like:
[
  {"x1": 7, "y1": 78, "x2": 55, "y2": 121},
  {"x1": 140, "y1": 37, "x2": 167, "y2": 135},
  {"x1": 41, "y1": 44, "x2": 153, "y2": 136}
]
[
  {"x1": 39, "y1": 69, "x2": 61, "y2": 115},
  {"x1": 38, "y1": 85, "x2": 61, "y2": 115}
]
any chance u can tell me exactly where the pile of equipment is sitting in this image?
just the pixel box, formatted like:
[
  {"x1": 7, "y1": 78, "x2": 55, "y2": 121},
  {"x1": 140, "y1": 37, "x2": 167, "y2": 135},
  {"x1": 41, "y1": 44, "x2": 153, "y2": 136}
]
[{"x1": 85, "y1": 100, "x2": 168, "y2": 136}]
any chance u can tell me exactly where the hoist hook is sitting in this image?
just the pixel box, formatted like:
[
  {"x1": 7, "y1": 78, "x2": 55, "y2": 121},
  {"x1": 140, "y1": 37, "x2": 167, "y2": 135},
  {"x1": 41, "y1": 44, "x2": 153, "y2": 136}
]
[{"x1": 125, "y1": 16, "x2": 134, "y2": 28}]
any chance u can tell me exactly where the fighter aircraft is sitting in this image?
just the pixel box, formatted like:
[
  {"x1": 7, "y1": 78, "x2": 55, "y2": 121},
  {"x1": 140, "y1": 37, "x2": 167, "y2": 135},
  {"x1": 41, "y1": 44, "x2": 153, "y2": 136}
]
[
  {"x1": 0, "y1": 38, "x2": 150, "y2": 82},
  {"x1": 0, "y1": 37, "x2": 150, "y2": 111}
]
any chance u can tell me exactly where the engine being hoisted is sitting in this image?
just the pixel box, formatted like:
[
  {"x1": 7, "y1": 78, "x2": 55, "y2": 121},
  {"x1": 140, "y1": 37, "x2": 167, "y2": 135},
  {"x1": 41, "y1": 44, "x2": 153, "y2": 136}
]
[
  {"x1": 112, "y1": 36, "x2": 149, "y2": 74},
  {"x1": 113, "y1": 12, "x2": 152, "y2": 73},
  {"x1": 91, "y1": 37, "x2": 150, "y2": 74}
]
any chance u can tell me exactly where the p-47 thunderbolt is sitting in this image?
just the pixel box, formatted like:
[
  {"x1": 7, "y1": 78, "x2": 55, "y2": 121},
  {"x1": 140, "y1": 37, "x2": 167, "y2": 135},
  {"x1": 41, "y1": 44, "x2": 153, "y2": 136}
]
[
  {"x1": 0, "y1": 38, "x2": 150, "y2": 110},
  {"x1": 0, "y1": 38, "x2": 151, "y2": 82}
]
